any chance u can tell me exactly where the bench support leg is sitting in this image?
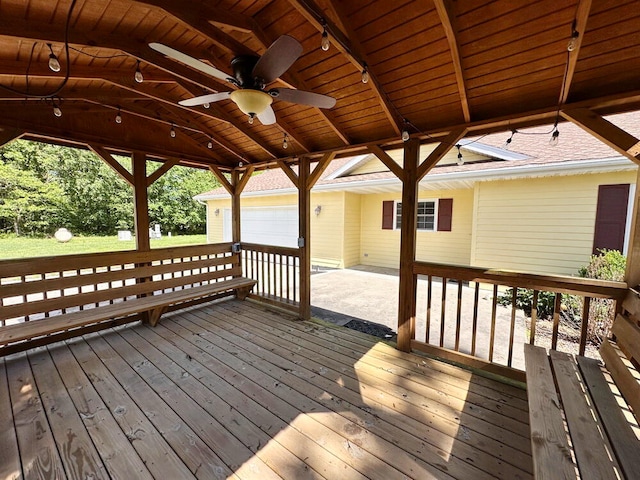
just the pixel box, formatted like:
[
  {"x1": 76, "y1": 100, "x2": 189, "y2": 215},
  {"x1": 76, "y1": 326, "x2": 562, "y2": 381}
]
[
  {"x1": 148, "y1": 306, "x2": 167, "y2": 327},
  {"x1": 236, "y1": 287, "x2": 253, "y2": 300}
]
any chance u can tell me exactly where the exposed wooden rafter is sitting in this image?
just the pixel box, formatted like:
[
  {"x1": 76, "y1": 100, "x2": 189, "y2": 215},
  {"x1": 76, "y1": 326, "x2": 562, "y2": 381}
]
[
  {"x1": 0, "y1": 127, "x2": 24, "y2": 148},
  {"x1": 417, "y1": 128, "x2": 467, "y2": 180},
  {"x1": 560, "y1": 0, "x2": 593, "y2": 105},
  {"x1": 433, "y1": 0, "x2": 471, "y2": 122},
  {"x1": 307, "y1": 152, "x2": 336, "y2": 188},
  {"x1": 288, "y1": 0, "x2": 403, "y2": 136}
]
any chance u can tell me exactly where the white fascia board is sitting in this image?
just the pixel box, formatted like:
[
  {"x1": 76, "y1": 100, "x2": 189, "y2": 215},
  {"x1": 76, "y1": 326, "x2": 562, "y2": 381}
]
[
  {"x1": 458, "y1": 140, "x2": 531, "y2": 161},
  {"x1": 324, "y1": 154, "x2": 370, "y2": 180}
]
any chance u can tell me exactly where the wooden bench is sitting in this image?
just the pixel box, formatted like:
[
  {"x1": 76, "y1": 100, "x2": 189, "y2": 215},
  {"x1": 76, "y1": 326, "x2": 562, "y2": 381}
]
[
  {"x1": 0, "y1": 243, "x2": 256, "y2": 355},
  {"x1": 524, "y1": 288, "x2": 640, "y2": 479}
]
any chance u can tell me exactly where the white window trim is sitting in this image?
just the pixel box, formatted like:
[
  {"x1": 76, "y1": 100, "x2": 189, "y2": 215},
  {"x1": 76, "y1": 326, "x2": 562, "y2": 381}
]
[{"x1": 394, "y1": 199, "x2": 439, "y2": 232}]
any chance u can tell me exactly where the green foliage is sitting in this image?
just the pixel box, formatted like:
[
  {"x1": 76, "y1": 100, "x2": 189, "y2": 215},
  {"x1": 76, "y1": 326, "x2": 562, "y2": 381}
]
[
  {"x1": 0, "y1": 140, "x2": 219, "y2": 237},
  {"x1": 497, "y1": 288, "x2": 558, "y2": 318}
]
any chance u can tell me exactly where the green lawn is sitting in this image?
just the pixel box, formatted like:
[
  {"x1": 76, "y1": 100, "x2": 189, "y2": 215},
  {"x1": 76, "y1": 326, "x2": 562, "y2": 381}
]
[{"x1": 0, "y1": 234, "x2": 208, "y2": 260}]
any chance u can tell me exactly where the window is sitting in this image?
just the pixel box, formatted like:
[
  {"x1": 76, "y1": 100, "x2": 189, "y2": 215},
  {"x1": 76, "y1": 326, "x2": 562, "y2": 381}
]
[{"x1": 396, "y1": 200, "x2": 436, "y2": 231}]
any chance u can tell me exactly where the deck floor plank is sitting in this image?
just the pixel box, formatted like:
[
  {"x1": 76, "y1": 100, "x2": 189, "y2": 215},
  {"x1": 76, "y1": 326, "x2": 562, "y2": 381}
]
[
  {"x1": 47, "y1": 343, "x2": 155, "y2": 480},
  {"x1": 6, "y1": 352, "x2": 66, "y2": 480},
  {"x1": 1, "y1": 299, "x2": 534, "y2": 480},
  {"x1": 27, "y1": 349, "x2": 109, "y2": 480},
  {"x1": 181, "y1": 304, "x2": 529, "y2": 478},
  {"x1": 0, "y1": 358, "x2": 21, "y2": 480}
]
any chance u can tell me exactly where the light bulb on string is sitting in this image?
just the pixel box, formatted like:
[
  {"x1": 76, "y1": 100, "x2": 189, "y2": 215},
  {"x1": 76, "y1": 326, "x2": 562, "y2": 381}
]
[
  {"x1": 47, "y1": 43, "x2": 61, "y2": 72},
  {"x1": 361, "y1": 64, "x2": 370, "y2": 84},
  {"x1": 321, "y1": 27, "x2": 330, "y2": 51},
  {"x1": 53, "y1": 105, "x2": 62, "y2": 117},
  {"x1": 203, "y1": 102, "x2": 210, "y2": 109},
  {"x1": 134, "y1": 60, "x2": 144, "y2": 83},
  {"x1": 207, "y1": 139, "x2": 213, "y2": 149},
  {"x1": 503, "y1": 130, "x2": 516, "y2": 149},
  {"x1": 283, "y1": 134, "x2": 289, "y2": 149},
  {"x1": 456, "y1": 145, "x2": 464, "y2": 166},
  {"x1": 170, "y1": 123, "x2": 176, "y2": 138},
  {"x1": 567, "y1": 30, "x2": 579, "y2": 52},
  {"x1": 115, "y1": 107, "x2": 122, "y2": 124},
  {"x1": 248, "y1": 113, "x2": 254, "y2": 125},
  {"x1": 401, "y1": 130, "x2": 410, "y2": 142},
  {"x1": 549, "y1": 126, "x2": 560, "y2": 146}
]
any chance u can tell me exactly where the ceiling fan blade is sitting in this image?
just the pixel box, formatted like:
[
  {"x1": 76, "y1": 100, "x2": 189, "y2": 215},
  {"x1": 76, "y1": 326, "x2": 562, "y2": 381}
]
[
  {"x1": 149, "y1": 42, "x2": 231, "y2": 82},
  {"x1": 257, "y1": 105, "x2": 276, "y2": 125},
  {"x1": 271, "y1": 88, "x2": 336, "y2": 109},
  {"x1": 252, "y1": 35, "x2": 303, "y2": 84},
  {"x1": 179, "y1": 92, "x2": 230, "y2": 107}
]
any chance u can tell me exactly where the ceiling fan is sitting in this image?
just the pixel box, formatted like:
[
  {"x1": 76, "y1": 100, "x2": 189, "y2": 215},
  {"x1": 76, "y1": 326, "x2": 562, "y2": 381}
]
[{"x1": 149, "y1": 35, "x2": 336, "y2": 125}]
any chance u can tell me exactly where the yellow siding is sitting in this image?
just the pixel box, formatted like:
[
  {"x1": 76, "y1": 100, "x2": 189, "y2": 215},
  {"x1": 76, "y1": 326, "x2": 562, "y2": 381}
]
[
  {"x1": 359, "y1": 189, "x2": 474, "y2": 268},
  {"x1": 343, "y1": 193, "x2": 362, "y2": 267},
  {"x1": 471, "y1": 171, "x2": 637, "y2": 275}
]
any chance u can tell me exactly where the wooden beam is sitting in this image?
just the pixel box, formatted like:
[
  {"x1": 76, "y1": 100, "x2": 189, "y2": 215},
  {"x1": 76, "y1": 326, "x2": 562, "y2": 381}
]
[
  {"x1": 625, "y1": 168, "x2": 640, "y2": 288},
  {"x1": 298, "y1": 157, "x2": 311, "y2": 320},
  {"x1": 147, "y1": 158, "x2": 179, "y2": 186},
  {"x1": 368, "y1": 145, "x2": 404, "y2": 181},
  {"x1": 307, "y1": 152, "x2": 336, "y2": 189},
  {"x1": 561, "y1": 109, "x2": 640, "y2": 165},
  {"x1": 236, "y1": 165, "x2": 255, "y2": 194},
  {"x1": 433, "y1": 0, "x2": 471, "y2": 122},
  {"x1": 560, "y1": 0, "x2": 593, "y2": 104},
  {"x1": 209, "y1": 166, "x2": 233, "y2": 195},
  {"x1": 277, "y1": 160, "x2": 300, "y2": 189},
  {"x1": 397, "y1": 138, "x2": 420, "y2": 352},
  {"x1": 288, "y1": 0, "x2": 403, "y2": 135},
  {"x1": 88, "y1": 144, "x2": 134, "y2": 186},
  {"x1": 132, "y1": 152, "x2": 151, "y2": 252},
  {"x1": 231, "y1": 170, "x2": 241, "y2": 244},
  {"x1": 417, "y1": 128, "x2": 467, "y2": 181},
  {"x1": 0, "y1": 127, "x2": 23, "y2": 148}
]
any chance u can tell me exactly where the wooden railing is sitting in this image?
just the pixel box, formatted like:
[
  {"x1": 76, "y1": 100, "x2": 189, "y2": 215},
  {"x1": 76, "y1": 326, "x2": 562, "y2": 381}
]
[
  {"x1": 410, "y1": 261, "x2": 628, "y2": 377},
  {"x1": 240, "y1": 243, "x2": 300, "y2": 312},
  {"x1": 0, "y1": 243, "x2": 237, "y2": 328}
]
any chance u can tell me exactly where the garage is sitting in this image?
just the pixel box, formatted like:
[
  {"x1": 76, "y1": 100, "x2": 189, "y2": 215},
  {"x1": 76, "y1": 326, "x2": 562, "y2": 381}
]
[{"x1": 223, "y1": 206, "x2": 298, "y2": 248}]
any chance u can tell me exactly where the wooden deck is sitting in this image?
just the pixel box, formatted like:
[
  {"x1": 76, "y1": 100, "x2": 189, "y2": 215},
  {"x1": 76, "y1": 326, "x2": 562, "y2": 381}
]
[{"x1": 0, "y1": 299, "x2": 533, "y2": 480}]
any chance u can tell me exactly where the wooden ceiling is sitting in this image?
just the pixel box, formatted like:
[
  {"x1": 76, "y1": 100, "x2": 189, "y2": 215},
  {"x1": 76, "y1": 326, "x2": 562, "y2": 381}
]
[{"x1": 0, "y1": 0, "x2": 639, "y2": 171}]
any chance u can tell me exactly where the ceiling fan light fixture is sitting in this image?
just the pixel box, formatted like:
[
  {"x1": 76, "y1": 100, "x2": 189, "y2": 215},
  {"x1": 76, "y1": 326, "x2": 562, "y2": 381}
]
[{"x1": 230, "y1": 89, "x2": 273, "y2": 117}]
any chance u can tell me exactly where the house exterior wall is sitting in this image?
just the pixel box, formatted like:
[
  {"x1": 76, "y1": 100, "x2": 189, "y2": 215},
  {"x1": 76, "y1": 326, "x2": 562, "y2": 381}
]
[
  {"x1": 359, "y1": 189, "x2": 474, "y2": 268},
  {"x1": 343, "y1": 193, "x2": 362, "y2": 267},
  {"x1": 471, "y1": 170, "x2": 637, "y2": 275}
]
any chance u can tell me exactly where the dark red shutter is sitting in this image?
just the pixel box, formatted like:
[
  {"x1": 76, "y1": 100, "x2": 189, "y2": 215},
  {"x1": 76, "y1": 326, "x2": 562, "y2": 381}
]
[
  {"x1": 382, "y1": 201, "x2": 394, "y2": 229},
  {"x1": 438, "y1": 198, "x2": 453, "y2": 232},
  {"x1": 593, "y1": 184, "x2": 629, "y2": 254}
]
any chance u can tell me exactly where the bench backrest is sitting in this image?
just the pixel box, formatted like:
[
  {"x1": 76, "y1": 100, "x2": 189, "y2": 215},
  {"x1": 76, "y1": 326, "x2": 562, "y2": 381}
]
[
  {"x1": 0, "y1": 243, "x2": 239, "y2": 325},
  {"x1": 600, "y1": 288, "x2": 640, "y2": 422}
]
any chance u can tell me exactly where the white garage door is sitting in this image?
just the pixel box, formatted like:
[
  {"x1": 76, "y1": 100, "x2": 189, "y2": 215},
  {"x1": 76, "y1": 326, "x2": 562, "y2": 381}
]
[{"x1": 223, "y1": 206, "x2": 298, "y2": 248}]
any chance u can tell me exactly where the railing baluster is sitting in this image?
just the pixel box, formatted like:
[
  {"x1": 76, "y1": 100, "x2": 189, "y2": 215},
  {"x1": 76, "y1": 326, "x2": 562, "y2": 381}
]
[
  {"x1": 530, "y1": 290, "x2": 539, "y2": 344},
  {"x1": 440, "y1": 277, "x2": 447, "y2": 348},
  {"x1": 489, "y1": 284, "x2": 498, "y2": 362},
  {"x1": 579, "y1": 297, "x2": 591, "y2": 356},
  {"x1": 551, "y1": 293, "x2": 562, "y2": 350},
  {"x1": 508, "y1": 287, "x2": 518, "y2": 367},
  {"x1": 471, "y1": 282, "x2": 479, "y2": 356},
  {"x1": 455, "y1": 280, "x2": 463, "y2": 351},
  {"x1": 425, "y1": 275, "x2": 432, "y2": 344}
]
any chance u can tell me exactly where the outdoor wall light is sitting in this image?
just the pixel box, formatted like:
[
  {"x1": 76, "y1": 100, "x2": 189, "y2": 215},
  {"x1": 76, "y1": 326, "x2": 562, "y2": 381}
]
[
  {"x1": 314, "y1": 205, "x2": 322, "y2": 216},
  {"x1": 214, "y1": 208, "x2": 220, "y2": 216}
]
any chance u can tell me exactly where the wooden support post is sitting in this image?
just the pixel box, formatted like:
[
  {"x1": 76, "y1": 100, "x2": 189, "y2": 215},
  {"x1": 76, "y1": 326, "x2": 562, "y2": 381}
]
[
  {"x1": 132, "y1": 152, "x2": 150, "y2": 252},
  {"x1": 231, "y1": 169, "x2": 241, "y2": 244},
  {"x1": 626, "y1": 168, "x2": 640, "y2": 288},
  {"x1": 298, "y1": 157, "x2": 311, "y2": 320},
  {"x1": 397, "y1": 138, "x2": 420, "y2": 352}
]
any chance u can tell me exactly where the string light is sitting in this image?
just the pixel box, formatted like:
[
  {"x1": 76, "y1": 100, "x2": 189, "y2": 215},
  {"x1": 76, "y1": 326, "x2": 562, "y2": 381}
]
[
  {"x1": 207, "y1": 138, "x2": 213, "y2": 149},
  {"x1": 53, "y1": 104, "x2": 62, "y2": 117},
  {"x1": 47, "y1": 43, "x2": 61, "y2": 72},
  {"x1": 170, "y1": 123, "x2": 176, "y2": 138},
  {"x1": 361, "y1": 64, "x2": 370, "y2": 84},
  {"x1": 401, "y1": 119, "x2": 410, "y2": 142},
  {"x1": 321, "y1": 26, "x2": 330, "y2": 51},
  {"x1": 503, "y1": 129, "x2": 516, "y2": 149},
  {"x1": 549, "y1": 125, "x2": 560, "y2": 146},
  {"x1": 567, "y1": 21, "x2": 580, "y2": 52},
  {"x1": 115, "y1": 106, "x2": 122, "y2": 124},
  {"x1": 134, "y1": 60, "x2": 143, "y2": 83},
  {"x1": 248, "y1": 113, "x2": 255, "y2": 125},
  {"x1": 456, "y1": 144, "x2": 464, "y2": 166},
  {"x1": 283, "y1": 133, "x2": 289, "y2": 149},
  {"x1": 203, "y1": 102, "x2": 210, "y2": 109}
]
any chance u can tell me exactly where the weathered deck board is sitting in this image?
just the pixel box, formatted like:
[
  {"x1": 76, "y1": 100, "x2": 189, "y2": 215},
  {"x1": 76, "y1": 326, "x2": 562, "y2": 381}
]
[{"x1": 1, "y1": 299, "x2": 533, "y2": 480}]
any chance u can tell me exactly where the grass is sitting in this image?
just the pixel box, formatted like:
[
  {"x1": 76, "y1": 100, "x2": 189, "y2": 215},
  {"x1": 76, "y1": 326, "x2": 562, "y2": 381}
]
[{"x1": 0, "y1": 234, "x2": 208, "y2": 260}]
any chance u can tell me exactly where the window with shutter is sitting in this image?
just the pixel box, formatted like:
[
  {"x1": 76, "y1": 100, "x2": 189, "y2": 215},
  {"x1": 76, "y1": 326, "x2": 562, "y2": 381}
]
[
  {"x1": 381, "y1": 200, "x2": 394, "y2": 229},
  {"x1": 391, "y1": 200, "x2": 443, "y2": 231},
  {"x1": 438, "y1": 198, "x2": 453, "y2": 232},
  {"x1": 593, "y1": 184, "x2": 630, "y2": 254}
]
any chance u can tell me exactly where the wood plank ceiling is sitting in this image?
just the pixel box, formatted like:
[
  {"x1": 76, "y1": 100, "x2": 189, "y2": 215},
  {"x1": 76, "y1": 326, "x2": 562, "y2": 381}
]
[{"x1": 0, "y1": 0, "x2": 639, "y2": 171}]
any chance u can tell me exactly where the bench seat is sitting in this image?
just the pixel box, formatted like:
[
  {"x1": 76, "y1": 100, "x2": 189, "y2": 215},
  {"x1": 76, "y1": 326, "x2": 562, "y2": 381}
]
[{"x1": 0, "y1": 277, "x2": 256, "y2": 349}]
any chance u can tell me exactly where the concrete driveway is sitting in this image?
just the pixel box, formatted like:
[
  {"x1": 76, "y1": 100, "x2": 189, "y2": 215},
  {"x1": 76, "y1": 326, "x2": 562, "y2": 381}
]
[{"x1": 311, "y1": 265, "x2": 527, "y2": 370}]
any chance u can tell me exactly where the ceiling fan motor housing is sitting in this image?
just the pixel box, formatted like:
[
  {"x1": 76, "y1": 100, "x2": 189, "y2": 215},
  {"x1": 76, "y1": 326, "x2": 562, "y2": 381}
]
[{"x1": 231, "y1": 55, "x2": 261, "y2": 88}]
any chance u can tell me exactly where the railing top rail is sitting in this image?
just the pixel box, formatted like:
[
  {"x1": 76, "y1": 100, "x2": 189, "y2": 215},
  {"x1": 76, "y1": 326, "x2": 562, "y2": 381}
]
[
  {"x1": 0, "y1": 242, "x2": 235, "y2": 277},
  {"x1": 241, "y1": 243, "x2": 300, "y2": 257},
  {"x1": 413, "y1": 261, "x2": 628, "y2": 299}
]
